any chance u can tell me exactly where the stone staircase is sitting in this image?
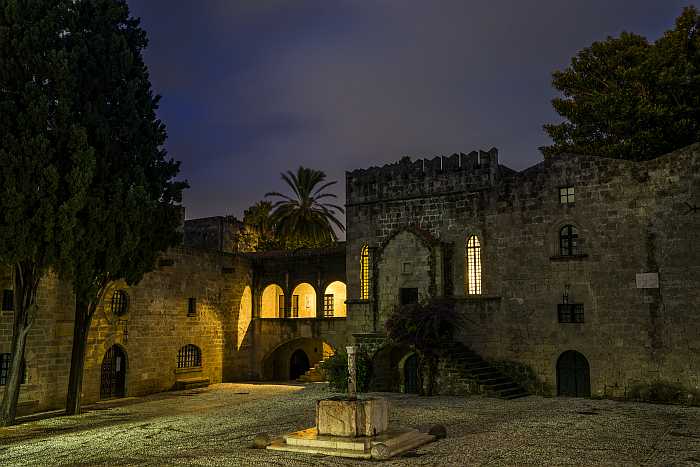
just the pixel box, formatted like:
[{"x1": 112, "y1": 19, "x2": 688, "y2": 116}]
[
  {"x1": 442, "y1": 343, "x2": 529, "y2": 400},
  {"x1": 297, "y1": 358, "x2": 328, "y2": 383}
]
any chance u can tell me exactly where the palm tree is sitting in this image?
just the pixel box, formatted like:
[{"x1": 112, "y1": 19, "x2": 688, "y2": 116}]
[{"x1": 266, "y1": 167, "x2": 345, "y2": 248}]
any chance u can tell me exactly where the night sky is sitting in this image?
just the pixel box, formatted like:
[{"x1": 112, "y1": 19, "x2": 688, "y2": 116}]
[{"x1": 127, "y1": 0, "x2": 691, "y2": 228}]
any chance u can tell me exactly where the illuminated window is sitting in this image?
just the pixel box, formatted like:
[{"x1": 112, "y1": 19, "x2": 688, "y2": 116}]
[
  {"x1": 360, "y1": 245, "x2": 370, "y2": 300},
  {"x1": 323, "y1": 294, "x2": 334, "y2": 317},
  {"x1": 177, "y1": 344, "x2": 201, "y2": 369},
  {"x1": 0, "y1": 354, "x2": 26, "y2": 385},
  {"x1": 110, "y1": 290, "x2": 128, "y2": 316},
  {"x1": 559, "y1": 225, "x2": 578, "y2": 256},
  {"x1": 560, "y1": 186, "x2": 575, "y2": 204},
  {"x1": 466, "y1": 235, "x2": 482, "y2": 295}
]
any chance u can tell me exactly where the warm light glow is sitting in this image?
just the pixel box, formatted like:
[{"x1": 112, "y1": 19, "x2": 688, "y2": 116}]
[
  {"x1": 237, "y1": 286, "x2": 252, "y2": 350},
  {"x1": 360, "y1": 244, "x2": 369, "y2": 299},
  {"x1": 323, "y1": 281, "x2": 347, "y2": 317},
  {"x1": 261, "y1": 284, "x2": 284, "y2": 318},
  {"x1": 291, "y1": 282, "x2": 316, "y2": 318},
  {"x1": 466, "y1": 235, "x2": 482, "y2": 295}
]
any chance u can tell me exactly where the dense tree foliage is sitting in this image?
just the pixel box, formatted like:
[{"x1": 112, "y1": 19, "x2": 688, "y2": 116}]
[
  {"x1": 541, "y1": 7, "x2": 700, "y2": 160},
  {"x1": 266, "y1": 167, "x2": 344, "y2": 249},
  {"x1": 60, "y1": 0, "x2": 186, "y2": 415},
  {"x1": 240, "y1": 201, "x2": 280, "y2": 252},
  {"x1": 0, "y1": 0, "x2": 95, "y2": 425},
  {"x1": 385, "y1": 299, "x2": 458, "y2": 396}
]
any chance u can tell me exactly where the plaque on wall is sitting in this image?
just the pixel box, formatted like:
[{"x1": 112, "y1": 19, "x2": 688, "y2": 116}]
[{"x1": 636, "y1": 272, "x2": 659, "y2": 289}]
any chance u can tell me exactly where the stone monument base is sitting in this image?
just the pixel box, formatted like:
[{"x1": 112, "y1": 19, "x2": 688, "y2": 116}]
[{"x1": 266, "y1": 427, "x2": 435, "y2": 460}]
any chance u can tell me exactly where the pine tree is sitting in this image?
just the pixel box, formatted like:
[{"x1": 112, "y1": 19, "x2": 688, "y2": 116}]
[
  {"x1": 60, "y1": 0, "x2": 187, "y2": 415},
  {"x1": 541, "y1": 7, "x2": 700, "y2": 160},
  {"x1": 0, "y1": 0, "x2": 95, "y2": 426}
]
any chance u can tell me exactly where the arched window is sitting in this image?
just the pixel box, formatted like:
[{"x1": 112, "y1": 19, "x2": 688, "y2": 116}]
[
  {"x1": 466, "y1": 235, "x2": 482, "y2": 295},
  {"x1": 177, "y1": 344, "x2": 202, "y2": 369},
  {"x1": 559, "y1": 225, "x2": 578, "y2": 256},
  {"x1": 110, "y1": 290, "x2": 128, "y2": 316},
  {"x1": 360, "y1": 245, "x2": 370, "y2": 300}
]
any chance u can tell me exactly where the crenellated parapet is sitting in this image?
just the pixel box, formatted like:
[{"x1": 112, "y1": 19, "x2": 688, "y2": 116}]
[{"x1": 346, "y1": 148, "x2": 503, "y2": 205}]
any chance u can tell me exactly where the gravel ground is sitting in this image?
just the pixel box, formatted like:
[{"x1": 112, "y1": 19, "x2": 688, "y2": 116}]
[{"x1": 0, "y1": 383, "x2": 698, "y2": 466}]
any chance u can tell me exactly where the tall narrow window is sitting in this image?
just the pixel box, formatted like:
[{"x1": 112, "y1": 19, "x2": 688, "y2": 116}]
[
  {"x1": 360, "y1": 245, "x2": 370, "y2": 300},
  {"x1": 466, "y1": 235, "x2": 482, "y2": 295},
  {"x1": 2, "y1": 290, "x2": 13, "y2": 311},
  {"x1": 559, "y1": 225, "x2": 578, "y2": 256}
]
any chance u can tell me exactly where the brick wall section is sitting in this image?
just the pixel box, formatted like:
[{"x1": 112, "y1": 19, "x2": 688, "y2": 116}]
[
  {"x1": 346, "y1": 144, "x2": 700, "y2": 396},
  {"x1": 1, "y1": 246, "x2": 253, "y2": 413}
]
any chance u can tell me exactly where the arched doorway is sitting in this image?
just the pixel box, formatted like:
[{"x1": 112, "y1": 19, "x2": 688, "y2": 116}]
[
  {"x1": 323, "y1": 281, "x2": 347, "y2": 317},
  {"x1": 100, "y1": 345, "x2": 127, "y2": 400},
  {"x1": 291, "y1": 283, "x2": 316, "y2": 318},
  {"x1": 557, "y1": 350, "x2": 590, "y2": 397},
  {"x1": 403, "y1": 353, "x2": 419, "y2": 394},
  {"x1": 260, "y1": 284, "x2": 284, "y2": 318},
  {"x1": 289, "y1": 349, "x2": 310, "y2": 380}
]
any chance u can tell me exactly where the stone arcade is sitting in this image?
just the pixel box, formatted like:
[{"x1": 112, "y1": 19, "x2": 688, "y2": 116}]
[{"x1": 0, "y1": 144, "x2": 698, "y2": 414}]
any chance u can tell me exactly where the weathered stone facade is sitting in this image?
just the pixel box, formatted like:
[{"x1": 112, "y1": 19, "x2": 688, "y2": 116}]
[
  {"x1": 2, "y1": 144, "x2": 698, "y2": 414},
  {"x1": 345, "y1": 144, "x2": 700, "y2": 397}
]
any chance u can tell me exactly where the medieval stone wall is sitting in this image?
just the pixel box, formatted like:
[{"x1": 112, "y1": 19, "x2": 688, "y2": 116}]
[{"x1": 346, "y1": 144, "x2": 700, "y2": 396}]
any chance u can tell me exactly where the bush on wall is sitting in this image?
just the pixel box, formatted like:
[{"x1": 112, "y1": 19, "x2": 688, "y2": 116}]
[
  {"x1": 626, "y1": 380, "x2": 700, "y2": 406},
  {"x1": 321, "y1": 351, "x2": 372, "y2": 393}
]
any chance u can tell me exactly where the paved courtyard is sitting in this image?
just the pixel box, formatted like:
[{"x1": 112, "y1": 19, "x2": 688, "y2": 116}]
[{"x1": 0, "y1": 383, "x2": 698, "y2": 466}]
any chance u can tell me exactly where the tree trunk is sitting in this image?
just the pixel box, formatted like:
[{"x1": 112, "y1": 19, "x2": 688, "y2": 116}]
[
  {"x1": 426, "y1": 356, "x2": 438, "y2": 396},
  {"x1": 0, "y1": 262, "x2": 40, "y2": 426},
  {"x1": 416, "y1": 352, "x2": 426, "y2": 396},
  {"x1": 65, "y1": 299, "x2": 92, "y2": 415}
]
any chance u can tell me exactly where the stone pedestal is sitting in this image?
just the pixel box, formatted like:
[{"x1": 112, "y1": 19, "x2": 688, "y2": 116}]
[
  {"x1": 267, "y1": 395, "x2": 436, "y2": 459},
  {"x1": 316, "y1": 397, "x2": 389, "y2": 437}
]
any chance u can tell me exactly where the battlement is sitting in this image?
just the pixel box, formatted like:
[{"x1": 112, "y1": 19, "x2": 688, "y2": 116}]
[{"x1": 346, "y1": 148, "x2": 503, "y2": 205}]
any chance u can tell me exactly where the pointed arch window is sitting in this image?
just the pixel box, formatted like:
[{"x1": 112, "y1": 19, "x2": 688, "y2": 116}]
[
  {"x1": 466, "y1": 235, "x2": 482, "y2": 295},
  {"x1": 360, "y1": 245, "x2": 370, "y2": 300}
]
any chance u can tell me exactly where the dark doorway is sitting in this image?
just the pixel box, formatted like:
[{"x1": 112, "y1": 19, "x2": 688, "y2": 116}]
[
  {"x1": 400, "y1": 288, "x2": 419, "y2": 306},
  {"x1": 557, "y1": 350, "x2": 590, "y2": 397},
  {"x1": 404, "y1": 353, "x2": 419, "y2": 393},
  {"x1": 100, "y1": 345, "x2": 126, "y2": 400},
  {"x1": 289, "y1": 349, "x2": 310, "y2": 380}
]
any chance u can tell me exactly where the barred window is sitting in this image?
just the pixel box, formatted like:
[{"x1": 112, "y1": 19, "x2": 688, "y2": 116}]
[
  {"x1": 560, "y1": 186, "x2": 575, "y2": 204},
  {"x1": 177, "y1": 344, "x2": 202, "y2": 369},
  {"x1": 559, "y1": 225, "x2": 579, "y2": 256},
  {"x1": 558, "y1": 304, "x2": 584, "y2": 323},
  {"x1": 0, "y1": 353, "x2": 26, "y2": 385},
  {"x1": 187, "y1": 297, "x2": 197, "y2": 317},
  {"x1": 110, "y1": 290, "x2": 128, "y2": 316},
  {"x1": 323, "y1": 294, "x2": 334, "y2": 317},
  {"x1": 360, "y1": 245, "x2": 370, "y2": 300},
  {"x1": 466, "y1": 235, "x2": 482, "y2": 295},
  {"x1": 291, "y1": 295, "x2": 299, "y2": 318},
  {"x1": 2, "y1": 289, "x2": 13, "y2": 311}
]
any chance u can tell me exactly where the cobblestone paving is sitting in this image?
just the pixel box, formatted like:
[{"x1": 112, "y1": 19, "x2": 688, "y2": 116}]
[{"x1": 0, "y1": 383, "x2": 699, "y2": 466}]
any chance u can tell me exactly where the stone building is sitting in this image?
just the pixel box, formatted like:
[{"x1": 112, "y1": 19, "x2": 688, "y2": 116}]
[
  {"x1": 1, "y1": 144, "x2": 698, "y2": 415},
  {"x1": 345, "y1": 144, "x2": 700, "y2": 398}
]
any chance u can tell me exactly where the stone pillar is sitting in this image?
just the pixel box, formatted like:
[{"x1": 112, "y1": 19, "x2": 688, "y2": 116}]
[{"x1": 347, "y1": 345, "x2": 357, "y2": 400}]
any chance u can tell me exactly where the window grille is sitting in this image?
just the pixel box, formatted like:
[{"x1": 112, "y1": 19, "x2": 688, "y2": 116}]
[
  {"x1": 2, "y1": 289, "x2": 13, "y2": 311},
  {"x1": 360, "y1": 245, "x2": 370, "y2": 300},
  {"x1": 278, "y1": 294, "x2": 285, "y2": 318},
  {"x1": 187, "y1": 297, "x2": 197, "y2": 317},
  {"x1": 110, "y1": 290, "x2": 128, "y2": 316},
  {"x1": 560, "y1": 186, "x2": 575, "y2": 204},
  {"x1": 177, "y1": 344, "x2": 202, "y2": 368},
  {"x1": 323, "y1": 294, "x2": 334, "y2": 317},
  {"x1": 558, "y1": 304, "x2": 584, "y2": 323},
  {"x1": 559, "y1": 225, "x2": 579, "y2": 256},
  {"x1": 0, "y1": 353, "x2": 26, "y2": 385},
  {"x1": 466, "y1": 235, "x2": 482, "y2": 295}
]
